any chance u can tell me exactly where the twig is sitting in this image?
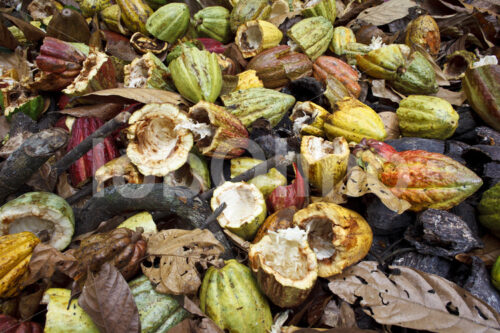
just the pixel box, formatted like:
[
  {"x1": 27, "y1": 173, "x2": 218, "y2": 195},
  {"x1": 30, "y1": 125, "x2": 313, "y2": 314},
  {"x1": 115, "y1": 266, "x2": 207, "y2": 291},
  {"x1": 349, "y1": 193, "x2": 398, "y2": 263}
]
[
  {"x1": 52, "y1": 111, "x2": 130, "y2": 177},
  {"x1": 0, "y1": 128, "x2": 68, "y2": 203}
]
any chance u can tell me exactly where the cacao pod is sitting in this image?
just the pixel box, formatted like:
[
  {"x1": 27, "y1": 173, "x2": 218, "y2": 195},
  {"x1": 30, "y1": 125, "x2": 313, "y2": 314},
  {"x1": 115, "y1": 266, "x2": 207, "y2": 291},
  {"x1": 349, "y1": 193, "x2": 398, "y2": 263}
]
[
  {"x1": 221, "y1": 87, "x2": 295, "y2": 128},
  {"x1": 290, "y1": 101, "x2": 330, "y2": 137},
  {"x1": 253, "y1": 207, "x2": 296, "y2": 244},
  {"x1": 300, "y1": 135, "x2": 349, "y2": 194},
  {"x1": 493, "y1": 256, "x2": 500, "y2": 290},
  {"x1": 392, "y1": 51, "x2": 438, "y2": 95},
  {"x1": 302, "y1": 0, "x2": 336, "y2": 24},
  {"x1": 0, "y1": 192, "x2": 74, "y2": 251},
  {"x1": 246, "y1": 45, "x2": 313, "y2": 89},
  {"x1": 235, "y1": 70, "x2": 264, "y2": 90},
  {"x1": 63, "y1": 50, "x2": 118, "y2": 96},
  {"x1": 293, "y1": 202, "x2": 373, "y2": 277},
  {"x1": 249, "y1": 227, "x2": 318, "y2": 307},
  {"x1": 230, "y1": 157, "x2": 287, "y2": 197},
  {"x1": 116, "y1": 0, "x2": 153, "y2": 35},
  {"x1": 78, "y1": 0, "x2": 112, "y2": 17},
  {"x1": 477, "y1": 182, "x2": 500, "y2": 238},
  {"x1": 146, "y1": 3, "x2": 190, "y2": 43},
  {"x1": 101, "y1": 4, "x2": 130, "y2": 35},
  {"x1": 188, "y1": 101, "x2": 249, "y2": 159},
  {"x1": 396, "y1": 95, "x2": 458, "y2": 140},
  {"x1": 42, "y1": 288, "x2": 99, "y2": 332},
  {"x1": 200, "y1": 259, "x2": 273, "y2": 332},
  {"x1": 118, "y1": 211, "x2": 158, "y2": 234},
  {"x1": 235, "y1": 20, "x2": 283, "y2": 58},
  {"x1": 126, "y1": 103, "x2": 193, "y2": 177},
  {"x1": 324, "y1": 75, "x2": 352, "y2": 106},
  {"x1": 4, "y1": 95, "x2": 45, "y2": 121},
  {"x1": 0, "y1": 232, "x2": 40, "y2": 298},
  {"x1": 287, "y1": 16, "x2": 333, "y2": 61},
  {"x1": 124, "y1": 52, "x2": 173, "y2": 90},
  {"x1": 313, "y1": 56, "x2": 360, "y2": 97},
  {"x1": 169, "y1": 45, "x2": 222, "y2": 103},
  {"x1": 230, "y1": 0, "x2": 271, "y2": 32},
  {"x1": 94, "y1": 155, "x2": 143, "y2": 192},
  {"x1": 330, "y1": 26, "x2": 356, "y2": 56},
  {"x1": 67, "y1": 117, "x2": 120, "y2": 187},
  {"x1": 462, "y1": 64, "x2": 500, "y2": 131},
  {"x1": 0, "y1": 314, "x2": 42, "y2": 333},
  {"x1": 356, "y1": 44, "x2": 409, "y2": 80},
  {"x1": 267, "y1": 163, "x2": 306, "y2": 212},
  {"x1": 324, "y1": 97, "x2": 387, "y2": 143},
  {"x1": 211, "y1": 181, "x2": 267, "y2": 240},
  {"x1": 129, "y1": 275, "x2": 189, "y2": 332},
  {"x1": 130, "y1": 32, "x2": 168, "y2": 54},
  {"x1": 405, "y1": 15, "x2": 440, "y2": 56},
  {"x1": 193, "y1": 6, "x2": 232, "y2": 43},
  {"x1": 355, "y1": 139, "x2": 483, "y2": 211}
]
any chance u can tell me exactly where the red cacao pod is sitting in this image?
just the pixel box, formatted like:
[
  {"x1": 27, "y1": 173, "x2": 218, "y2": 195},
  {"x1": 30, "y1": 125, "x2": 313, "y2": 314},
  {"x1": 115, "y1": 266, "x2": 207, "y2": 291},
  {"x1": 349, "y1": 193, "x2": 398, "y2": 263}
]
[
  {"x1": 246, "y1": 45, "x2": 313, "y2": 88},
  {"x1": 313, "y1": 56, "x2": 360, "y2": 97},
  {"x1": 197, "y1": 38, "x2": 227, "y2": 54},
  {"x1": 67, "y1": 117, "x2": 119, "y2": 187},
  {"x1": 267, "y1": 163, "x2": 306, "y2": 212}
]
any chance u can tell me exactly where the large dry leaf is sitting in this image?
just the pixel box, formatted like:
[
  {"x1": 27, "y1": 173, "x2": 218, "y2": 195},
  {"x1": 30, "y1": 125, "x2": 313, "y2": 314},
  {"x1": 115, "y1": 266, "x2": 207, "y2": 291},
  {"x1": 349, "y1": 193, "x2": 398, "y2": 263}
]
[
  {"x1": 371, "y1": 80, "x2": 402, "y2": 103},
  {"x1": 324, "y1": 166, "x2": 411, "y2": 214},
  {"x1": 0, "y1": 20, "x2": 19, "y2": 50},
  {"x1": 78, "y1": 262, "x2": 140, "y2": 333},
  {"x1": 59, "y1": 103, "x2": 123, "y2": 120},
  {"x1": 2, "y1": 13, "x2": 46, "y2": 42},
  {"x1": 433, "y1": 88, "x2": 467, "y2": 106},
  {"x1": 282, "y1": 328, "x2": 377, "y2": 332},
  {"x1": 355, "y1": 0, "x2": 417, "y2": 26},
  {"x1": 456, "y1": 234, "x2": 500, "y2": 267},
  {"x1": 378, "y1": 112, "x2": 400, "y2": 140},
  {"x1": 141, "y1": 229, "x2": 224, "y2": 295},
  {"x1": 328, "y1": 261, "x2": 500, "y2": 333},
  {"x1": 169, "y1": 296, "x2": 224, "y2": 333},
  {"x1": 81, "y1": 88, "x2": 188, "y2": 106},
  {"x1": 23, "y1": 243, "x2": 78, "y2": 286}
]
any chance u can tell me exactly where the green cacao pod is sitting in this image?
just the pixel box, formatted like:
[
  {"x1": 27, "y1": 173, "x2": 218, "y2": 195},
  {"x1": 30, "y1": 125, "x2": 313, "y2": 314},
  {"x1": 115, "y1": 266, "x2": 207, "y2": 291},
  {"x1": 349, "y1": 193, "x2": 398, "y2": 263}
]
[
  {"x1": 302, "y1": 0, "x2": 336, "y2": 24},
  {"x1": 146, "y1": 3, "x2": 190, "y2": 43},
  {"x1": 199, "y1": 259, "x2": 273, "y2": 333},
  {"x1": 356, "y1": 44, "x2": 409, "y2": 80},
  {"x1": 396, "y1": 95, "x2": 458, "y2": 140},
  {"x1": 230, "y1": 0, "x2": 271, "y2": 32},
  {"x1": 79, "y1": 0, "x2": 112, "y2": 17},
  {"x1": 4, "y1": 95, "x2": 45, "y2": 121},
  {"x1": 493, "y1": 256, "x2": 500, "y2": 290},
  {"x1": 477, "y1": 182, "x2": 500, "y2": 238},
  {"x1": 392, "y1": 51, "x2": 438, "y2": 95},
  {"x1": 124, "y1": 52, "x2": 173, "y2": 91},
  {"x1": 329, "y1": 27, "x2": 355, "y2": 55},
  {"x1": 221, "y1": 87, "x2": 295, "y2": 128},
  {"x1": 462, "y1": 64, "x2": 500, "y2": 131},
  {"x1": 287, "y1": 16, "x2": 333, "y2": 61},
  {"x1": 169, "y1": 45, "x2": 222, "y2": 103},
  {"x1": 194, "y1": 6, "x2": 232, "y2": 43},
  {"x1": 129, "y1": 275, "x2": 189, "y2": 332},
  {"x1": 324, "y1": 97, "x2": 386, "y2": 143}
]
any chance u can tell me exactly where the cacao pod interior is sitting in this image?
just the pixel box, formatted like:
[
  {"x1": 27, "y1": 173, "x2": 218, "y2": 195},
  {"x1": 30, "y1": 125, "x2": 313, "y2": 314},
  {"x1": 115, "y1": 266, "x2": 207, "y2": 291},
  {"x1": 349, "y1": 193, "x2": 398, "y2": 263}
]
[
  {"x1": 305, "y1": 135, "x2": 346, "y2": 161},
  {"x1": 239, "y1": 24, "x2": 262, "y2": 52},
  {"x1": 188, "y1": 106, "x2": 217, "y2": 148},
  {"x1": 305, "y1": 217, "x2": 336, "y2": 259},
  {"x1": 213, "y1": 183, "x2": 262, "y2": 228},
  {"x1": 125, "y1": 59, "x2": 148, "y2": 88}
]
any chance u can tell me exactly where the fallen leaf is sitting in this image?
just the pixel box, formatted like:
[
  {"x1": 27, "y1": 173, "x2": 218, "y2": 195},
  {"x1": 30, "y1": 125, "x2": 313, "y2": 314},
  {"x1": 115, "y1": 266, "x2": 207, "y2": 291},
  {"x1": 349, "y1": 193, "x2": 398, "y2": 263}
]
[
  {"x1": 80, "y1": 88, "x2": 188, "y2": 107},
  {"x1": 23, "y1": 243, "x2": 78, "y2": 286},
  {"x1": 282, "y1": 328, "x2": 377, "y2": 332},
  {"x1": 26, "y1": 160, "x2": 58, "y2": 192},
  {"x1": 223, "y1": 229, "x2": 251, "y2": 252},
  {"x1": 371, "y1": 80, "x2": 402, "y2": 103},
  {"x1": 2, "y1": 13, "x2": 46, "y2": 42},
  {"x1": 336, "y1": 0, "x2": 384, "y2": 26},
  {"x1": 433, "y1": 87, "x2": 467, "y2": 106},
  {"x1": 102, "y1": 31, "x2": 139, "y2": 62},
  {"x1": 141, "y1": 229, "x2": 224, "y2": 295},
  {"x1": 455, "y1": 234, "x2": 500, "y2": 267},
  {"x1": 0, "y1": 20, "x2": 19, "y2": 50},
  {"x1": 18, "y1": 283, "x2": 46, "y2": 320},
  {"x1": 59, "y1": 103, "x2": 123, "y2": 120},
  {"x1": 329, "y1": 261, "x2": 500, "y2": 332},
  {"x1": 324, "y1": 166, "x2": 411, "y2": 214},
  {"x1": 378, "y1": 112, "x2": 400, "y2": 140},
  {"x1": 78, "y1": 262, "x2": 141, "y2": 333},
  {"x1": 355, "y1": 0, "x2": 417, "y2": 26},
  {"x1": 169, "y1": 296, "x2": 224, "y2": 333}
]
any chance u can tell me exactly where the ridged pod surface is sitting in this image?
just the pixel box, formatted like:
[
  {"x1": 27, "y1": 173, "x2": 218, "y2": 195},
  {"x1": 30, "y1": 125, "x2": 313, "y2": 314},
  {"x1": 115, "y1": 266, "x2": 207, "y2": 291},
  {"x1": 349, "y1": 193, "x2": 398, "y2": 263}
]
[
  {"x1": 392, "y1": 51, "x2": 438, "y2": 95},
  {"x1": 146, "y1": 3, "x2": 190, "y2": 43},
  {"x1": 116, "y1": 0, "x2": 153, "y2": 35},
  {"x1": 477, "y1": 182, "x2": 500, "y2": 238},
  {"x1": 313, "y1": 56, "x2": 360, "y2": 97},
  {"x1": 287, "y1": 16, "x2": 333, "y2": 61},
  {"x1": 356, "y1": 44, "x2": 408, "y2": 80},
  {"x1": 302, "y1": 0, "x2": 336, "y2": 24},
  {"x1": 330, "y1": 26, "x2": 356, "y2": 55},
  {"x1": 194, "y1": 6, "x2": 232, "y2": 43},
  {"x1": 230, "y1": 0, "x2": 271, "y2": 32},
  {"x1": 199, "y1": 259, "x2": 273, "y2": 333}
]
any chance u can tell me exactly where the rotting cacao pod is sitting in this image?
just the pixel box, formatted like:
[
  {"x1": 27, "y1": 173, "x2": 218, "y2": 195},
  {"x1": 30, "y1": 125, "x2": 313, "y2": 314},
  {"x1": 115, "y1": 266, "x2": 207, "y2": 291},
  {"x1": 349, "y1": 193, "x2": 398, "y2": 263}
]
[
  {"x1": 200, "y1": 259, "x2": 273, "y2": 333},
  {"x1": 355, "y1": 139, "x2": 484, "y2": 211},
  {"x1": 462, "y1": 64, "x2": 500, "y2": 131},
  {"x1": 94, "y1": 156, "x2": 143, "y2": 192},
  {"x1": 130, "y1": 32, "x2": 168, "y2": 54},
  {"x1": 0, "y1": 314, "x2": 42, "y2": 333},
  {"x1": 235, "y1": 70, "x2": 264, "y2": 90},
  {"x1": 313, "y1": 56, "x2": 360, "y2": 97},
  {"x1": 124, "y1": 52, "x2": 173, "y2": 90},
  {"x1": 235, "y1": 20, "x2": 283, "y2": 58},
  {"x1": 290, "y1": 101, "x2": 330, "y2": 137},
  {"x1": 405, "y1": 15, "x2": 440, "y2": 56},
  {"x1": 246, "y1": 45, "x2": 313, "y2": 89}
]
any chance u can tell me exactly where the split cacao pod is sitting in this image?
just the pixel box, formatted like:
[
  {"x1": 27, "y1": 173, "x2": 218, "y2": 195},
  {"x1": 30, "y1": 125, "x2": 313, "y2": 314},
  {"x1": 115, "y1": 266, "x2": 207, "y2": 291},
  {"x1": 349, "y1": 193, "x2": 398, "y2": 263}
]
[
  {"x1": 313, "y1": 56, "x2": 360, "y2": 97},
  {"x1": 230, "y1": 0, "x2": 271, "y2": 32},
  {"x1": 287, "y1": 16, "x2": 333, "y2": 61},
  {"x1": 302, "y1": 0, "x2": 336, "y2": 24}
]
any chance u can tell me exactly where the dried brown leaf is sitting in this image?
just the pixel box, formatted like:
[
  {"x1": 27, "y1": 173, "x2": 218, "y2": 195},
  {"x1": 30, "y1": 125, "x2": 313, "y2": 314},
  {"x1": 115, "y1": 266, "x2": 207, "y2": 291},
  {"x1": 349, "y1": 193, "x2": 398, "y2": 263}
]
[
  {"x1": 355, "y1": 0, "x2": 417, "y2": 26},
  {"x1": 456, "y1": 234, "x2": 500, "y2": 267},
  {"x1": 336, "y1": 0, "x2": 383, "y2": 26},
  {"x1": 282, "y1": 328, "x2": 377, "y2": 332},
  {"x1": 371, "y1": 80, "x2": 402, "y2": 103},
  {"x1": 223, "y1": 229, "x2": 251, "y2": 252},
  {"x1": 23, "y1": 243, "x2": 78, "y2": 286},
  {"x1": 141, "y1": 229, "x2": 224, "y2": 295},
  {"x1": 2, "y1": 13, "x2": 46, "y2": 42},
  {"x1": 0, "y1": 20, "x2": 19, "y2": 50},
  {"x1": 80, "y1": 88, "x2": 188, "y2": 107},
  {"x1": 329, "y1": 261, "x2": 500, "y2": 333},
  {"x1": 433, "y1": 87, "x2": 467, "y2": 106},
  {"x1": 59, "y1": 103, "x2": 123, "y2": 120},
  {"x1": 169, "y1": 296, "x2": 224, "y2": 333},
  {"x1": 56, "y1": 172, "x2": 79, "y2": 199},
  {"x1": 78, "y1": 262, "x2": 140, "y2": 333},
  {"x1": 378, "y1": 112, "x2": 400, "y2": 140}
]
